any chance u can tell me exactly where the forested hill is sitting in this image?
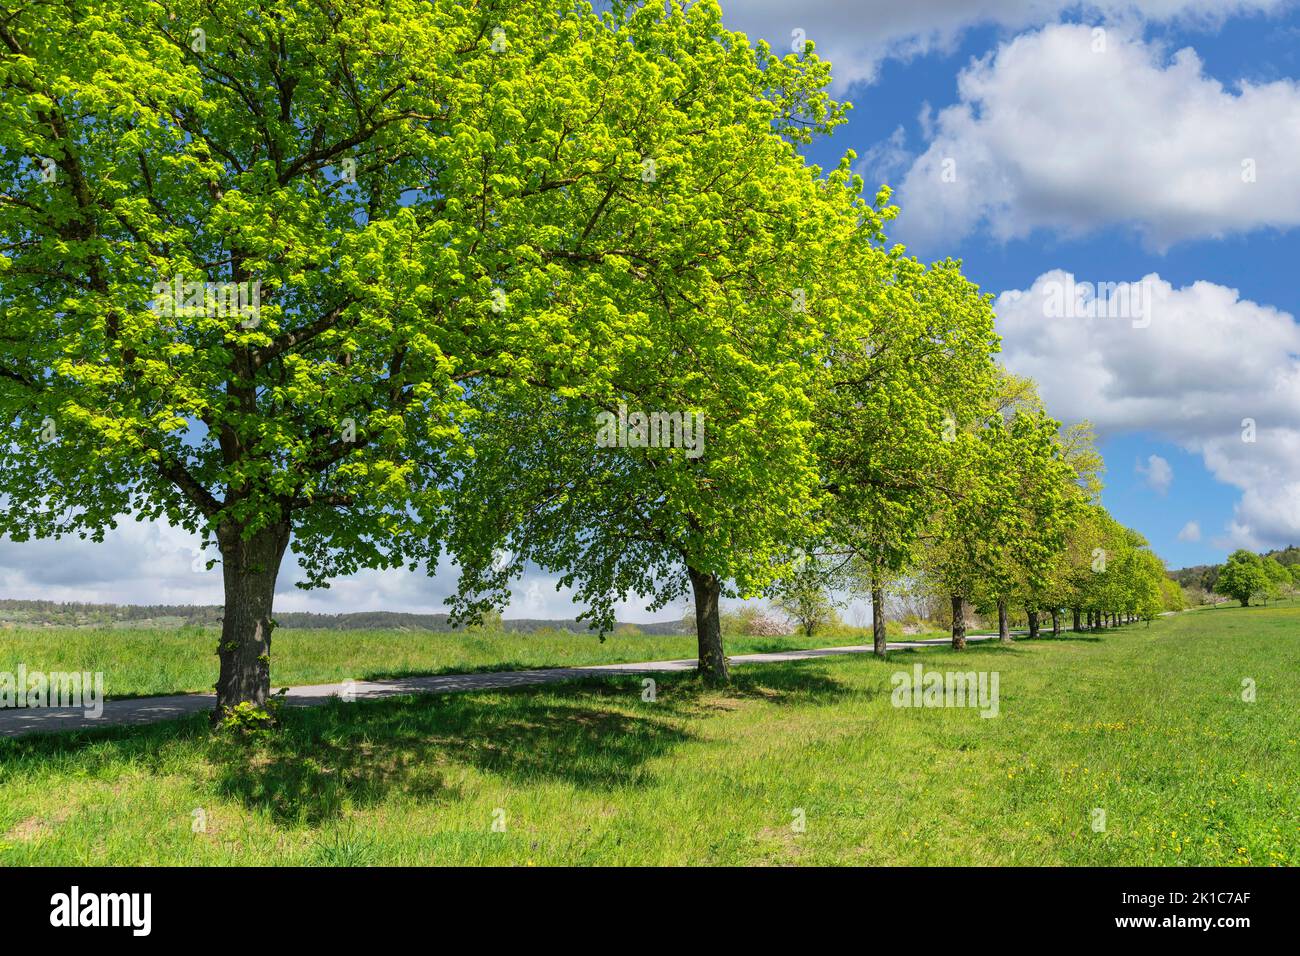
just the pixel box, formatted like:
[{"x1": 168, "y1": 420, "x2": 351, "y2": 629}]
[
  {"x1": 1171, "y1": 546, "x2": 1300, "y2": 589},
  {"x1": 0, "y1": 599, "x2": 683, "y2": 634}
]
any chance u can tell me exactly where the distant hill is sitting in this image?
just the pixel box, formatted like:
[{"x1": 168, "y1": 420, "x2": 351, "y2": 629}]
[
  {"x1": 0, "y1": 598, "x2": 684, "y2": 635},
  {"x1": 1170, "y1": 545, "x2": 1300, "y2": 591}
]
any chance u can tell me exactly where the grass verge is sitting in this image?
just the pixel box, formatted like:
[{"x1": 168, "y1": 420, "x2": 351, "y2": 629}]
[{"x1": 0, "y1": 603, "x2": 1295, "y2": 865}]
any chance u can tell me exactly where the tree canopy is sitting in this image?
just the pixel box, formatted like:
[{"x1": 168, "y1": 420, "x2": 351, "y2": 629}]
[{"x1": 0, "y1": 0, "x2": 1189, "y2": 715}]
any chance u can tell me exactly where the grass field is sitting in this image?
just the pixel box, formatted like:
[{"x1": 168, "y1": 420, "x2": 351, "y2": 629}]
[
  {"x1": 0, "y1": 626, "x2": 889, "y2": 699},
  {"x1": 1, "y1": 602, "x2": 1296, "y2": 865}
]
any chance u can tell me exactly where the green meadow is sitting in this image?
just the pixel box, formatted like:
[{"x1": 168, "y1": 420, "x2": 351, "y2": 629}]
[{"x1": 0, "y1": 603, "x2": 1296, "y2": 866}]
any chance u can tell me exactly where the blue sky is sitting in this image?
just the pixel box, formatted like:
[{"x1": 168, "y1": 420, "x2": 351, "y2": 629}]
[{"x1": 4, "y1": 0, "x2": 1300, "y2": 618}]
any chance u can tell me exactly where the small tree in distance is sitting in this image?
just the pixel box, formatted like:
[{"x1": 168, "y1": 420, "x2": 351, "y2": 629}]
[
  {"x1": 1215, "y1": 550, "x2": 1270, "y2": 607},
  {"x1": 768, "y1": 552, "x2": 847, "y2": 638}
]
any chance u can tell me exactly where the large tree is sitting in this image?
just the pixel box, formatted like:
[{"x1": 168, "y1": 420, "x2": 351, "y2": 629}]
[
  {"x1": 0, "y1": 0, "x2": 850, "y2": 709},
  {"x1": 439, "y1": 3, "x2": 870, "y2": 684}
]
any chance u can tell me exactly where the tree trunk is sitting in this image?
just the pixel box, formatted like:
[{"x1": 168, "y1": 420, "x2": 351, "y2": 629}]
[
  {"x1": 214, "y1": 521, "x2": 291, "y2": 721},
  {"x1": 1072, "y1": 607, "x2": 1082, "y2": 632},
  {"x1": 997, "y1": 598, "x2": 1010, "y2": 644},
  {"x1": 1027, "y1": 608, "x2": 1040, "y2": 640},
  {"x1": 871, "y1": 579, "x2": 887, "y2": 658},
  {"x1": 688, "y1": 566, "x2": 728, "y2": 685},
  {"x1": 950, "y1": 594, "x2": 966, "y2": 651},
  {"x1": 1051, "y1": 609, "x2": 1060, "y2": 636}
]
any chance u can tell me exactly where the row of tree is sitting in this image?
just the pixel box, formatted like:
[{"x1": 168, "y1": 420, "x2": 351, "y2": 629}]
[
  {"x1": 0, "y1": 0, "x2": 1177, "y2": 717},
  {"x1": 760, "y1": 369, "x2": 1180, "y2": 656}
]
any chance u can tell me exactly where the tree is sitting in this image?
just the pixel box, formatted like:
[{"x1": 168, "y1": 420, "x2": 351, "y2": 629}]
[
  {"x1": 923, "y1": 399, "x2": 1079, "y2": 650},
  {"x1": 1125, "y1": 548, "x2": 1167, "y2": 623},
  {"x1": 1060, "y1": 506, "x2": 1129, "y2": 629},
  {"x1": 1216, "y1": 550, "x2": 1270, "y2": 607},
  {"x1": 969, "y1": 406, "x2": 1083, "y2": 643},
  {"x1": 442, "y1": 2, "x2": 870, "y2": 684},
  {"x1": 1160, "y1": 575, "x2": 1185, "y2": 614},
  {"x1": 815, "y1": 251, "x2": 999, "y2": 657},
  {"x1": 0, "y1": 0, "x2": 849, "y2": 707},
  {"x1": 1262, "y1": 557, "x2": 1290, "y2": 604},
  {"x1": 768, "y1": 552, "x2": 847, "y2": 638}
]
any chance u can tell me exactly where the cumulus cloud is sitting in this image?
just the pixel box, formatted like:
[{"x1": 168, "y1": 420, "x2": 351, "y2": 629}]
[
  {"x1": 889, "y1": 23, "x2": 1300, "y2": 249},
  {"x1": 720, "y1": 0, "x2": 1287, "y2": 90},
  {"x1": 1137, "y1": 454, "x2": 1174, "y2": 494},
  {"x1": 995, "y1": 270, "x2": 1300, "y2": 546},
  {"x1": 1177, "y1": 520, "x2": 1202, "y2": 541}
]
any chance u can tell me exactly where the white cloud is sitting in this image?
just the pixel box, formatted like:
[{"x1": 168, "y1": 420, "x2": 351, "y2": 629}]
[
  {"x1": 1137, "y1": 454, "x2": 1174, "y2": 494},
  {"x1": 0, "y1": 518, "x2": 684, "y2": 622},
  {"x1": 995, "y1": 270, "x2": 1300, "y2": 546},
  {"x1": 857, "y1": 124, "x2": 913, "y2": 188},
  {"x1": 0, "y1": 520, "x2": 222, "y2": 606},
  {"x1": 890, "y1": 23, "x2": 1300, "y2": 249},
  {"x1": 1177, "y1": 520, "x2": 1202, "y2": 541},
  {"x1": 720, "y1": 0, "x2": 1287, "y2": 90}
]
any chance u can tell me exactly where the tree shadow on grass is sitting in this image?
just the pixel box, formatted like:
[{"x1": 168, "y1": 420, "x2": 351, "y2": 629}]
[
  {"x1": 707, "y1": 662, "x2": 856, "y2": 706},
  {"x1": 210, "y1": 679, "x2": 683, "y2": 825},
  {"x1": 212, "y1": 667, "x2": 853, "y2": 826},
  {"x1": 1, "y1": 663, "x2": 854, "y2": 828},
  {"x1": 358, "y1": 660, "x2": 570, "y2": 682},
  {"x1": 890, "y1": 635, "x2": 1108, "y2": 662}
]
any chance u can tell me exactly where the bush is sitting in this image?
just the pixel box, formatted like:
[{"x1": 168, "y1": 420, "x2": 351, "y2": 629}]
[
  {"x1": 717, "y1": 605, "x2": 790, "y2": 637},
  {"x1": 215, "y1": 690, "x2": 287, "y2": 740}
]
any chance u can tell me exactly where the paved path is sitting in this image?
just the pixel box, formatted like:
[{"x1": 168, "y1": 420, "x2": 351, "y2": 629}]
[{"x1": 0, "y1": 634, "x2": 998, "y2": 739}]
